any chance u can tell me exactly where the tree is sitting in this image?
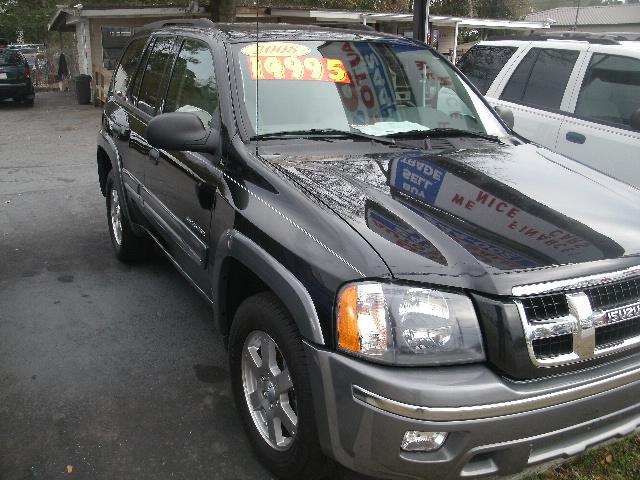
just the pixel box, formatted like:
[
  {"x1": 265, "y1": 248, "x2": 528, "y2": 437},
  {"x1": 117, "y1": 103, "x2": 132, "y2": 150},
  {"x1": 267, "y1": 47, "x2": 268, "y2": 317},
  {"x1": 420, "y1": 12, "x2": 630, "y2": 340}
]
[{"x1": 209, "y1": 0, "x2": 235, "y2": 22}]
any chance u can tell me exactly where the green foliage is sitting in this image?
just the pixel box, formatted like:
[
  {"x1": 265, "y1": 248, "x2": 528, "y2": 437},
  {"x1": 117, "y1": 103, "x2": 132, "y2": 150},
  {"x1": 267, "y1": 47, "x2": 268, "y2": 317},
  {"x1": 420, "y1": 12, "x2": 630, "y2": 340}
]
[
  {"x1": 0, "y1": 0, "x2": 190, "y2": 43},
  {"x1": 527, "y1": 435, "x2": 640, "y2": 480}
]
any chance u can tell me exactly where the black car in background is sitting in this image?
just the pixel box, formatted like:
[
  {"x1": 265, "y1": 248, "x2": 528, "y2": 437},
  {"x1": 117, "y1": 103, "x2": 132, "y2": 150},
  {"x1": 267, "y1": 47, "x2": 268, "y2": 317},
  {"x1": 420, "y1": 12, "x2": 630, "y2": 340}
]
[
  {"x1": 0, "y1": 48, "x2": 35, "y2": 106},
  {"x1": 97, "y1": 19, "x2": 640, "y2": 480}
]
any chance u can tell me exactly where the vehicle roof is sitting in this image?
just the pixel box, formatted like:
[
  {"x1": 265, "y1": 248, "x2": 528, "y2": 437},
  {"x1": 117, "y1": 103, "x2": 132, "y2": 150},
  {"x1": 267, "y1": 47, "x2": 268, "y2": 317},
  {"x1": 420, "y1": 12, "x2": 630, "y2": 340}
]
[
  {"x1": 478, "y1": 38, "x2": 640, "y2": 55},
  {"x1": 140, "y1": 20, "x2": 417, "y2": 45}
]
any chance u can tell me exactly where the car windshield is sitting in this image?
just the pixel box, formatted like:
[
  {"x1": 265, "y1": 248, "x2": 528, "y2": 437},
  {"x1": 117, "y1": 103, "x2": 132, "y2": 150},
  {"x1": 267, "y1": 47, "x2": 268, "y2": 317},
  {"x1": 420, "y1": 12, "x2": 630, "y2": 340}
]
[
  {"x1": 0, "y1": 49, "x2": 23, "y2": 66},
  {"x1": 233, "y1": 39, "x2": 507, "y2": 138}
]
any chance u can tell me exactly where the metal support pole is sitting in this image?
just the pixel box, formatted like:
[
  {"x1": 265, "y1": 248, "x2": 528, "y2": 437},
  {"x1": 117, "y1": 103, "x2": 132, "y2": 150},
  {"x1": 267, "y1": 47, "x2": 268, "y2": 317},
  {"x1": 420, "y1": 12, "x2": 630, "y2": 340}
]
[
  {"x1": 413, "y1": 0, "x2": 426, "y2": 42},
  {"x1": 425, "y1": 0, "x2": 430, "y2": 44},
  {"x1": 452, "y1": 21, "x2": 459, "y2": 63}
]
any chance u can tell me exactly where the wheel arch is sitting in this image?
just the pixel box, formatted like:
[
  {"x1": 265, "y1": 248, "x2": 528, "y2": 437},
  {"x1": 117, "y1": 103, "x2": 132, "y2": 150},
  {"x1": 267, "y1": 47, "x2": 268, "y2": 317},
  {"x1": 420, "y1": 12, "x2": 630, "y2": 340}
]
[
  {"x1": 212, "y1": 230, "x2": 325, "y2": 346},
  {"x1": 97, "y1": 145, "x2": 113, "y2": 197}
]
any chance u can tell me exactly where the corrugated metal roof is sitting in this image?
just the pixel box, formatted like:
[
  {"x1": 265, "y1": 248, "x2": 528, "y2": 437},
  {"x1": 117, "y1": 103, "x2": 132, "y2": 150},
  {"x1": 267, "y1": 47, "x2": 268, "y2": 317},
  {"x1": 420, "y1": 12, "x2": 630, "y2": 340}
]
[{"x1": 525, "y1": 3, "x2": 640, "y2": 26}]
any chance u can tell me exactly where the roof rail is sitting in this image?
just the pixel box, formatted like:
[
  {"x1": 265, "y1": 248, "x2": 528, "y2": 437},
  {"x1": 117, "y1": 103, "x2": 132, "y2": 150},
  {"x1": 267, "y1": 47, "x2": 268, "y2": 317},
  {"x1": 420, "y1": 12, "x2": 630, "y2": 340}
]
[
  {"x1": 138, "y1": 18, "x2": 215, "y2": 33},
  {"x1": 488, "y1": 31, "x2": 640, "y2": 45}
]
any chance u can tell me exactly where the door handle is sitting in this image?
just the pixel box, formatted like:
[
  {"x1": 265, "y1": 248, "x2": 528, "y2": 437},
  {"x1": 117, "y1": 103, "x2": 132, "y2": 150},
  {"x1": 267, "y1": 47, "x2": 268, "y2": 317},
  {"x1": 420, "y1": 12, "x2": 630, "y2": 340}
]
[
  {"x1": 149, "y1": 148, "x2": 160, "y2": 165},
  {"x1": 566, "y1": 131, "x2": 586, "y2": 144}
]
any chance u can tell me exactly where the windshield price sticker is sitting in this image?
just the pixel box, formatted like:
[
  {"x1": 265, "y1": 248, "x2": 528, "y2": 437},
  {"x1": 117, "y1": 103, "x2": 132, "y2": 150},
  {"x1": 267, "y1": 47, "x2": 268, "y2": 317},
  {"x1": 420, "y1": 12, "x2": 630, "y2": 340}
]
[{"x1": 247, "y1": 56, "x2": 351, "y2": 84}]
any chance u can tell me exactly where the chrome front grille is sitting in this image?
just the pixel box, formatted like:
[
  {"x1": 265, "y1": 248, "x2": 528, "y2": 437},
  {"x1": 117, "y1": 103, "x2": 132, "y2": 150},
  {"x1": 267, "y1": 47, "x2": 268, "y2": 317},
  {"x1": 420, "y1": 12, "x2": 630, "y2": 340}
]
[
  {"x1": 585, "y1": 278, "x2": 640, "y2": 310},
  {"x1": 515, "y1": 275, "x2": 640, "y2": 367}
]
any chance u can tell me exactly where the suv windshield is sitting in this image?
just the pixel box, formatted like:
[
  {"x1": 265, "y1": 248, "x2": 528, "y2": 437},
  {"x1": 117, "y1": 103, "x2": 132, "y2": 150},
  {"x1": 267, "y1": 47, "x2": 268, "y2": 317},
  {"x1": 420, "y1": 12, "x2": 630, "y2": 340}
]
[
  {"x1": 0, "y1": 49, "x2": 23, "y2": 66},
  {"x1": 233, "y1": 40, "x2": 506, "y2": 138}
]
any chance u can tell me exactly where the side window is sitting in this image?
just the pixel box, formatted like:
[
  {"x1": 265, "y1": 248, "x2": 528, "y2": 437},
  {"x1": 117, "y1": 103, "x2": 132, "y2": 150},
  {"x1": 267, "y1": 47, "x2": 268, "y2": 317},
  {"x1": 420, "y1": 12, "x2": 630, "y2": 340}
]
[
  {"x1": 111, "y1": 37, "x2": 146, "y2": 97},
  {"x1": 575, "y1": 53, "x2": 640, "y2": 130},
  {"x1": 501, "y1": 48, "x2": 579, "y2": 110},
  {"x1": 129, "y1": 38, "x2": 154, "y2": 105},
  {"x1": 164, "y1": 38, "x2": 218, "y2": 127},
  {"x1": 137, "y1": 36, "x2": 177, "y2": 116},
  {"x1": 457, "y1": 45, "x2": 517, "y2": 95}
]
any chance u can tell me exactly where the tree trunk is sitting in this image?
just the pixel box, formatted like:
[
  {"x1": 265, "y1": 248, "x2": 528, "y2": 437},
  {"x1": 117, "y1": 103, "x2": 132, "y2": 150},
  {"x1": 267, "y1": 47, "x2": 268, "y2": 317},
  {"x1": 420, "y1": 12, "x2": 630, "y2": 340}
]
[{"x1": 210, "y1": 0, "x2": 235, "y2": 22}]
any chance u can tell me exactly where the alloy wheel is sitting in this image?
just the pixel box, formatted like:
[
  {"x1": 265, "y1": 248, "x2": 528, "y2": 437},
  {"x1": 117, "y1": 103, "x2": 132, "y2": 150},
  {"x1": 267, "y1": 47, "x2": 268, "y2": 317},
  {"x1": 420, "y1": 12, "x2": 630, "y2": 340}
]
[{"x1": 241, "y1": 330, "x2": 298, "y2": 451}]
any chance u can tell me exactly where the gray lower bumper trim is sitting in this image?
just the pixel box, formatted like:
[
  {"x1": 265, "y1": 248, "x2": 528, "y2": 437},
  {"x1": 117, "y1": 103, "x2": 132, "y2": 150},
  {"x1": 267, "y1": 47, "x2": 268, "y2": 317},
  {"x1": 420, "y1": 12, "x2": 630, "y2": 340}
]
[{"x1": 353, "y1": 364, "x2": 640, "y2": 422}]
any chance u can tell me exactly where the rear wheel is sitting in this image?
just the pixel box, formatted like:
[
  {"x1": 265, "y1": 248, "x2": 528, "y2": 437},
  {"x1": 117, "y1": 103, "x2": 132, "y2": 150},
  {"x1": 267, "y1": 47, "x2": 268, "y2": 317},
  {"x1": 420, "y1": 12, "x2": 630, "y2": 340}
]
[
  {"x1": 106, "y1": 169, "x2": 150, "y2": 262},
  {"x1": 229, "y1": 292, "x2": 332, "y2": 480},
  {"x1": 24, "y1": 97, "x2": 34, "y2": 107}
]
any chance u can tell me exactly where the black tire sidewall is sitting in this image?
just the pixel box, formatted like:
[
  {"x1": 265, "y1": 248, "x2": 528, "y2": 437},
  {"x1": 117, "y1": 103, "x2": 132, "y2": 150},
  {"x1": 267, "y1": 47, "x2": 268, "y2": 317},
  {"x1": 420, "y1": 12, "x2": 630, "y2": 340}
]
[{"x1": 229, "y1": 292, "x2": 329, "y2": 480}]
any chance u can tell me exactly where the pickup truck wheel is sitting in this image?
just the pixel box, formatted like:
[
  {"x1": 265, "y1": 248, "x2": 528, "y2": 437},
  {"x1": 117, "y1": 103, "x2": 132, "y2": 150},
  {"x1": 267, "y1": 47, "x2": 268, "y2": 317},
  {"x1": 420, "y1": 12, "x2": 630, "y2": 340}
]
[
  {"x1": 106, "y1": 170, "x2": 150, "y2": 262},
  {"x1": 229, "y1": 292, "x2": 332, "y2": 480}
]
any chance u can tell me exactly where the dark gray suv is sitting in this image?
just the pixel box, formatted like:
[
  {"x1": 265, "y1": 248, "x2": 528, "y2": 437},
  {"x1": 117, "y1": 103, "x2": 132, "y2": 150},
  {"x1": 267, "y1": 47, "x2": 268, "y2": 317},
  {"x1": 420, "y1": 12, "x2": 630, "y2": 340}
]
[{"x1": 97, "y1": 19, "x2": 640, "y2": 480}]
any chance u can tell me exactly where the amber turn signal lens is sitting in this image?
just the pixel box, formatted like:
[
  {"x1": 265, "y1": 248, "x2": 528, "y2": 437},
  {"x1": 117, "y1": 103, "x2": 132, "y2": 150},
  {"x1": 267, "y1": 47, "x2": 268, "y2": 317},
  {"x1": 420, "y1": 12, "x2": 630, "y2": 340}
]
[{"x1": 337, "y1": 285, "x2": 361, "y2": 353}]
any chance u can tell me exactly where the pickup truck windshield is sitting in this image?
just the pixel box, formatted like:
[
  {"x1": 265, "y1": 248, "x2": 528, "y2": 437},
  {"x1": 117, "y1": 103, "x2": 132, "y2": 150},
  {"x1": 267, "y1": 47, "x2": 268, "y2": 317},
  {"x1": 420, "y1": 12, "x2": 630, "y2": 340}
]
[{"x1": 234, "y1": 40, "x2": 506, "y2": 138}]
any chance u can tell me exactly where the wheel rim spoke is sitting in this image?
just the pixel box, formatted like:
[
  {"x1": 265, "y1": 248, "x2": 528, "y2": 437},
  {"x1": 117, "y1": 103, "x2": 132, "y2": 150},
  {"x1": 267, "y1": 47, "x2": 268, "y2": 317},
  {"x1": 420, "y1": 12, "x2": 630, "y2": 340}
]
[
  {"x1": 261, "y1": 334, "x2": 278, "y2": 374},
  {"x1": 248, "y1": 389, "x2": 263, "y2": 411},
  {"x1": 266, "y1": 413, "x2": 279, "y2": 445},
  {"x1": 246, "y1": 345, "x2": 262, "y2": 375},
  {"x1": 276, "y1": 403, "x2": 297, "y2": 436},
  {"x1": 275, "y1": 368, "x2": 293, "y2": 394}
]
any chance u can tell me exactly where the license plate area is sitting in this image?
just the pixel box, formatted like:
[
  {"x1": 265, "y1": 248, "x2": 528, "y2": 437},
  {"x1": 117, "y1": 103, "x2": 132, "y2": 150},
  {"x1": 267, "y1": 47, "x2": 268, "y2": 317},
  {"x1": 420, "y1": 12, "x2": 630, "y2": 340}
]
[{"x1": 0, "y1": 73, "x2": 7, "y2": 80}]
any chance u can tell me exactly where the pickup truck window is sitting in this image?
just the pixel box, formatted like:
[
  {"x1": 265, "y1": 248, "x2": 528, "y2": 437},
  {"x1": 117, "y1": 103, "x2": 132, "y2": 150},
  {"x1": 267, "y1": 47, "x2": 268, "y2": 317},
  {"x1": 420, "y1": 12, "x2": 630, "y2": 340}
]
[
  {"x1": 457, "y1": 45, "x2": 517, "y2": 95},
  {"x1": 575, "y1": 53, "x2": 640, "y2": 129},
  {"x1": 137, "y1": 36, "x2": 176, "y2": 116},
  {"x1": 500, "y1": 48, "x2": 579, "y2": 111},
  {"x1": 234, "y1": 40, "x2": 506, "y2": 139},
  {"x1": 164, "y1": 38, "x2": 218, "y2": 127}
]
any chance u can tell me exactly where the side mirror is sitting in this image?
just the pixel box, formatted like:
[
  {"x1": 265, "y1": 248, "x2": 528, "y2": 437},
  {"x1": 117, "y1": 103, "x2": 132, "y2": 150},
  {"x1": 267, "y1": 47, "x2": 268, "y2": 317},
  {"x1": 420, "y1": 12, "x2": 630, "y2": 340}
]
[
  {"x1": 494, "y1": 106, "x2": 514, "y2": 130},
  {"x1": 146, "y1": 112, "x2": 219, "y2": 153},
  {"x1": 630, "y1": 108, "x2": 640, "y2": 132}
]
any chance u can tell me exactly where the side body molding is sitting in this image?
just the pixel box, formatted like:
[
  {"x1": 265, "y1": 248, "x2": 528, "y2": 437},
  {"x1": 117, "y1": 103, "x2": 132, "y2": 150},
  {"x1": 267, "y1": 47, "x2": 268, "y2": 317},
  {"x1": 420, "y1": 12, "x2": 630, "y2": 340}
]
[{"x1": 212, "y1": 230, "x2": 325, "y2": 345}]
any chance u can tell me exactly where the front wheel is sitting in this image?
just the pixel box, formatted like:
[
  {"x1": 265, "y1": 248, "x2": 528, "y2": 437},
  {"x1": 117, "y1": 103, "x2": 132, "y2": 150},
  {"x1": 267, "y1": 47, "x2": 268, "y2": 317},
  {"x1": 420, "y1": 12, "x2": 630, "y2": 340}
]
[
  {"x1": 106, "y1": 169, "x2": 150, "y2": 262},
  {"x1": 229, "y1": 292, "x2": 332, "y2": 480}
]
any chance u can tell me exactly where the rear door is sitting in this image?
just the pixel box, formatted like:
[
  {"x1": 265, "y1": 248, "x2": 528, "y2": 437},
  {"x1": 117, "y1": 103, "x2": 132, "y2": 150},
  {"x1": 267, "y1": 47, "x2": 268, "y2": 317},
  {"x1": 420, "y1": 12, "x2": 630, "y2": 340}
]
[
  {"x1": 144, "y1": 36, "x2": 221, "y2": 291},
  {"x1": 104, "y1": 36, "x2": 149, "y2": 220},
  {"x1": 490, "y1": 45, "x2": 586, "y2": 149},
  {"x1": 556, "y1": 50, "x2": 640, "y2": 187},
  {"x1": 124, "y1": 35, "x2": 179, "y2": 236}
]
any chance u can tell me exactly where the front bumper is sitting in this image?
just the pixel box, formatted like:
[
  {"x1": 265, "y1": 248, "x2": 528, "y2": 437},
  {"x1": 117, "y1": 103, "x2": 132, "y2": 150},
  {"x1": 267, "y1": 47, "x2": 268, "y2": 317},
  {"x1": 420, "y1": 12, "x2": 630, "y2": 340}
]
[{"x1": 304, "y1": 342, "x2": 640, "y2": 480}]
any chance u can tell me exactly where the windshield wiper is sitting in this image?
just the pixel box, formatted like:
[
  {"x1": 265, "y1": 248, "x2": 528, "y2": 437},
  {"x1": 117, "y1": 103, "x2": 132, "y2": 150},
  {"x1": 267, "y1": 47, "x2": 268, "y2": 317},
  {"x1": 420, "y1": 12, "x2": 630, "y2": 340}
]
[
  {"x1": 387, "y1": 128, "x2": 502, "y2": 143},
  {"x1": 251, "y1": 128, "x2": 396, "y2": 145}
]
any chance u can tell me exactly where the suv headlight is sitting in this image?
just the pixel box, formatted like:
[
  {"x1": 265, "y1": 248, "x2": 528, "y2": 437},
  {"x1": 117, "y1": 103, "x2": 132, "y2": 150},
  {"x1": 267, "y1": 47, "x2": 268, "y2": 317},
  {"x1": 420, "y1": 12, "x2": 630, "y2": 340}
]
[{"x1": 336, "y1": 282, "x2": 485, "y2": 365}]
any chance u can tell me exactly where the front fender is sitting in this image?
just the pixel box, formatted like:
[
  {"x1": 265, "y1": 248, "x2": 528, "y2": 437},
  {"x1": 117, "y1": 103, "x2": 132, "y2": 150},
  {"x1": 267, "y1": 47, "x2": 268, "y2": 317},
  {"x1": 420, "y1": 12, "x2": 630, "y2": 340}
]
[{"x1": 212, "y1": 229, "x2": 325, "y2": 345}]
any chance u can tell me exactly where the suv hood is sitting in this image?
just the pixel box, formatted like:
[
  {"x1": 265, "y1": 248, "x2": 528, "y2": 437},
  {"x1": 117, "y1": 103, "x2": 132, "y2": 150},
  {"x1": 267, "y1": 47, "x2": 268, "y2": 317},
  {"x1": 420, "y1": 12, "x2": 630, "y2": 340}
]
[{"x1": 271, "y1": 139, "x2": 640, "y2": 296}]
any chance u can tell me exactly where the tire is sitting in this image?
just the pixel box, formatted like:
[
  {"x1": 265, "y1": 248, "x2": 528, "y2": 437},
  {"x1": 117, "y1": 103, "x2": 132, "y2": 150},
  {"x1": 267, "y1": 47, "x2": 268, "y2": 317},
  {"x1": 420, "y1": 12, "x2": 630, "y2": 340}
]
[
  {"x1": 105, "y1": 169, "x2": 151, "y2": 262},
  {"x1": 229, "y1": 292, "x2": 332, "y2": 480},
  {"x1": 24, "y1": 98, "x2": 34, "y2": 107}
]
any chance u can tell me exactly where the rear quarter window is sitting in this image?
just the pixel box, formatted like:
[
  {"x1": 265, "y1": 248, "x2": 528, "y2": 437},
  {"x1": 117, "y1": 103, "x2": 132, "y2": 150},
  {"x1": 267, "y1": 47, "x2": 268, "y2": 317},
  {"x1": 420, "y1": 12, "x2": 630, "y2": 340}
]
[{"x1": 457, "y1": 45, "x2": 517, "y2": 95}]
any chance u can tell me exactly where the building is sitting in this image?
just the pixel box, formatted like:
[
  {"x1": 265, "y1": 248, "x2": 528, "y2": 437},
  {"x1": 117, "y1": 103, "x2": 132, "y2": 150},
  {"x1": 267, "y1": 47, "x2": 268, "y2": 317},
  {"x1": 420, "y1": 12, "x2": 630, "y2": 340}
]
[
  {"x1": 525, "y1": 3, "x2": 640, "y2": 34},
  {"x1": 237, "y1": 7, "x2": 550, "y2": 62},
  {"x1": 48, "y1": 4, "x2": 207, "y2": 102}
]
